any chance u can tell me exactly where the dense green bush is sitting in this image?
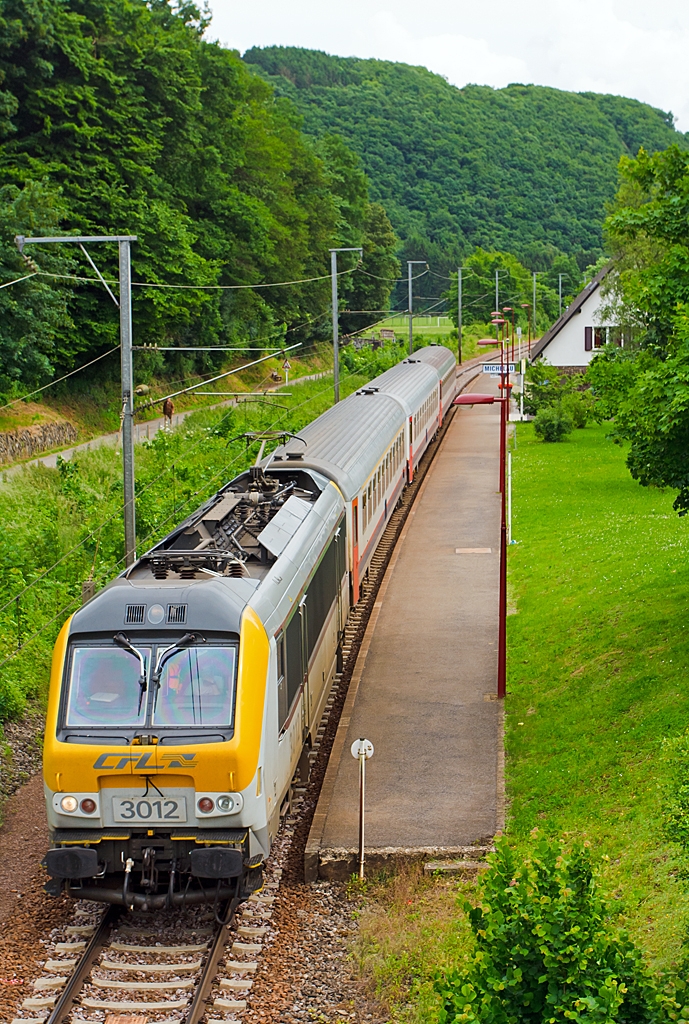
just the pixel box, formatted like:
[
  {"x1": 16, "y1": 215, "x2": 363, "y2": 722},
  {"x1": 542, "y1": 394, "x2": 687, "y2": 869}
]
[
  {"x1": 533, "y1": 404, "x2": 574, "y2": 442},
  {"x1": 436, "y1": 835, "x2": 672, "y2": 1024},
  {"x1": 560, "y1": 391, "x2": 594, "y2": 429}
]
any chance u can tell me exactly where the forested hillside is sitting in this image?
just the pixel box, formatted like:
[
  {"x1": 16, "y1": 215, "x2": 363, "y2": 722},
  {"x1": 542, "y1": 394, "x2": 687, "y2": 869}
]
[
  {"x1": 243, "y1": 46, "x2": 689, "y2": 279},
  {"x1": 0, "y1": 0, "x2": 398, "y2": 391}
]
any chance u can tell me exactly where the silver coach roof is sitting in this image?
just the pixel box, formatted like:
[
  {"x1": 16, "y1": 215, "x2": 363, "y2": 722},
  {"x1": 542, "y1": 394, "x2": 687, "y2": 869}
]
[
  {"x1": 413, "y1": 345, "x2": 456, "y2": 378},
  {"x1": 365, "y1": 359, "x2": 439, "y2": 416},
  {"x1": 269, "y1": 391, "x2": 406, "y2": 500}
]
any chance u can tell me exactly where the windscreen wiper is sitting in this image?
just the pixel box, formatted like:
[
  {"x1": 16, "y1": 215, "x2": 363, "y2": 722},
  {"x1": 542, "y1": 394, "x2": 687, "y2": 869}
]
[
  {"x1": 150, "y1": 633, "x2": 203, "y2": 710},
  {"x1": 114, "y1": 632, "x2": 148, "y2": 714}
]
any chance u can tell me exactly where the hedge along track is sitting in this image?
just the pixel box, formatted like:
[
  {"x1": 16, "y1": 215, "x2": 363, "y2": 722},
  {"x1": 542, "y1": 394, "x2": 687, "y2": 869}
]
[{"x1": 11, "y1": 361, "x2": 487, "y2": 1024}]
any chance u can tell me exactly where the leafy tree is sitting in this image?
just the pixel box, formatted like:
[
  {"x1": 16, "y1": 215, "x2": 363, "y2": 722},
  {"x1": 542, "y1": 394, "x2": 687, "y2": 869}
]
[
  {"x1": 436, "y1": 835, "x2": 669, "y2": 1024},
  {"x1": 0, "y1": 180, "x2": 74, "y2": 392},
  {"x1": 605, "y1": 145, "x2": 689, "y2": 354},
  {"x1": 0, "y1": 0, "x2": 398, "y2": 385},
  {"x1": 583, "y1": 148, "x2": 689, "y2": 514},
  {"x1": 587, "y1": 316, "x2": 689, "y2": 514},
  {"x1": 444, "y1": 248, "x2": 561, "y2": 333},
  {"x1": 244, "y1": 46, "x2": 688, "y2": 281}
]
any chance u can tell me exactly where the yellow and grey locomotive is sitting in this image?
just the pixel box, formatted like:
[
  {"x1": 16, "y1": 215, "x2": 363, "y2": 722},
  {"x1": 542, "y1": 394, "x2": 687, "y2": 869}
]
[{"x1": 42, "y1": 346, "x2": 457, "y2": 907}]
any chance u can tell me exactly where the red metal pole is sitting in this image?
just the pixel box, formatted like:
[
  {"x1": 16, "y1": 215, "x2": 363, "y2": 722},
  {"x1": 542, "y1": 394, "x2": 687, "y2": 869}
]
[
  {"x1": 499, "y1": 339, "x2": 506, "y2": 493},
  {"x1": 498, "y1": 343, "x2": 507, "y2": 699}
]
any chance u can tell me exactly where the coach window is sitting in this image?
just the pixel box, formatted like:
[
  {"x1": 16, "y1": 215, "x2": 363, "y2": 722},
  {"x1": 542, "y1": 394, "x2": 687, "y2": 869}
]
[
  {"x1": 276, "y1": 633, "x2": 288, "y2": 729},
  {"x1": 285, "y1": 611, "x2": 303, "y2": 713},
  {"x1": 306, "y1": 532, "x2": 340, "y2": 655}
]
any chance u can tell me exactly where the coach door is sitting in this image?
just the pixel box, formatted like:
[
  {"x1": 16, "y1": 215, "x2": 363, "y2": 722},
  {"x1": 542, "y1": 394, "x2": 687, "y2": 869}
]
[
  {"x1": 351, "y1": 499, "x2": 360, "y2": 603},
  {"x1": 298, "y1": 596, "x2": 309, "y2": 740}
]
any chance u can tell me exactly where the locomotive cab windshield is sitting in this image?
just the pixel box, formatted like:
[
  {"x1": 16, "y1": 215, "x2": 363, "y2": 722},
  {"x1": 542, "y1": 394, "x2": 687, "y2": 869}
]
[{"x1": 61, "y1": 638, "x2": 238, "y2": 739}]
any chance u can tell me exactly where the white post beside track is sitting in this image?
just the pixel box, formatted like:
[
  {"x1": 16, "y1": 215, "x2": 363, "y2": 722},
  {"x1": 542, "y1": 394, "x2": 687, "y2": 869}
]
[{"x1": 351, "y1": 738, "x2": 374, "y2": 880}]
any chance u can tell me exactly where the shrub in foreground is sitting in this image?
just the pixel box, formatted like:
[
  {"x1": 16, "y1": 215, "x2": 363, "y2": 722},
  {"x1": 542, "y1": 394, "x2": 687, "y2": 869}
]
[
  {"x1": 560, "y1": 390, "x2": 594, "y2": 429},
  {"x1": 533, "y1": 404, "x2": 574, "y2": 442},
  {"x1": 435, "y1": 835, "x2": 673, "y2": 1023}
]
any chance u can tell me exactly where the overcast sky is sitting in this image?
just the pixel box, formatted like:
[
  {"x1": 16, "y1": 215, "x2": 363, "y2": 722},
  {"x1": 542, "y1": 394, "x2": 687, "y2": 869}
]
[{"x1": 207, "y1": 0, "x2": 689, "y2": 132}]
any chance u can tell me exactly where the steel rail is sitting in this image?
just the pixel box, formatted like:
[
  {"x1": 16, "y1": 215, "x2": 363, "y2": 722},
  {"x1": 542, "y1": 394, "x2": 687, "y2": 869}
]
[
  {"x1": 46, "y1": 905, "x2": 121, "y2": 1024},
  {"x1": 42, "y1": 897, "x2": 241, "y2": 1024},
  {"x1": 185, "y1": 897, "x2": 241, "y2": 1024}
]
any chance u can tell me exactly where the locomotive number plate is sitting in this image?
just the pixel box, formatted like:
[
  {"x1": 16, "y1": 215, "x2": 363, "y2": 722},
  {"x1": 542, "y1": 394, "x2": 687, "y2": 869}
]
[{"x1": 112, "y1": 797, "x2": 187, "y2": 823}]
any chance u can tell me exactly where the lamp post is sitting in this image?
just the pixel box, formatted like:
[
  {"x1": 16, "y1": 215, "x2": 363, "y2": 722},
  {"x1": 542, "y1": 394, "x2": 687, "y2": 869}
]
[
  {"x1": 453, "y1": 366, "x2": 511, "y2": 701},
  {"x1": 491, "y1": 319, "x2": 507, "y2": 489},
  {"x1": 407, "y1": 261, "x2": 426, "y2": 356},
  {"x1": 520, "y1": 303, "x2": 531, "y2": 357},
  {"x1": 330, "y1": 247, "x2": 363, "y2": 403},
  {"x1": 457, "y1": 267, "x2": 469, "y2": 366},
  {"x1": 503, "y1": 307, "x2": 515, "y2": 363}
]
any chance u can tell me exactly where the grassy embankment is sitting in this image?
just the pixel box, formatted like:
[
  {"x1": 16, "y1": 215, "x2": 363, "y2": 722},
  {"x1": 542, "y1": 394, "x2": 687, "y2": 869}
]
[{"x1": 353, "y1": 421, "x2": 689, "y2": 1020}]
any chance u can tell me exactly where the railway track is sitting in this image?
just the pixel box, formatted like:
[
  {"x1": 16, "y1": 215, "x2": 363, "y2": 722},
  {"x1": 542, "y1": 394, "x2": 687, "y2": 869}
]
[
  {"x1": 12, "y1": 358, "x2": 498, "y2": 1024},
  {"x1": 17, "y1": 880, "x2": 278, "y2": 1023}
]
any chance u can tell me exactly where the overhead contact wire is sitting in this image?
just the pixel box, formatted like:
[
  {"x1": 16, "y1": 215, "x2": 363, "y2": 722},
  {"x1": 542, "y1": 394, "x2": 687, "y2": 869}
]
[
  {"x1": 36, "y1": 265, "x2": 359, "y2": 290},
  {"x1": 0, "y1": 346, "x2": 121, "y2": 414}
]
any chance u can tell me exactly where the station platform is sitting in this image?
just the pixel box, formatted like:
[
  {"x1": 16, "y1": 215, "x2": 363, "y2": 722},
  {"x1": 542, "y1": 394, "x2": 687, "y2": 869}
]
[{"x1": 305, "y1": 375, "x2": 504, "y2": 880}]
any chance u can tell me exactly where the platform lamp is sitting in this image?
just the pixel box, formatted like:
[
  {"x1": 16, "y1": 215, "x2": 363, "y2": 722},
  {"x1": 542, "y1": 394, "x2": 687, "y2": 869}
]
[
  {"x1": 520, "y1": 303, "x2": 531, "y2": 357},
  {"x1": 491, "y1": 316, "x2": 508, "y2": 492},
  {"x1": 454, "y1": 323, "x2": 511, "y2": 701},
  {"x1": 503, "y1": 307, "x2": 515, "y2": 363}
]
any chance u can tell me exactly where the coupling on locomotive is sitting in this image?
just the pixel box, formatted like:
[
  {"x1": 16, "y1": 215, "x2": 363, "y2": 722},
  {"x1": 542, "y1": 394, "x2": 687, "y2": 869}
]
[{"x1": 42, "y1": 345, "x2": 458, "y2": 908}]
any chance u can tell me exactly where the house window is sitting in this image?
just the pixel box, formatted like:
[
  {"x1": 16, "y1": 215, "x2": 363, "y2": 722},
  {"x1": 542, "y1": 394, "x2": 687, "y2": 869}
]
[{"x1": 594, "y1": 328, "x2": 607, "y2": 348}]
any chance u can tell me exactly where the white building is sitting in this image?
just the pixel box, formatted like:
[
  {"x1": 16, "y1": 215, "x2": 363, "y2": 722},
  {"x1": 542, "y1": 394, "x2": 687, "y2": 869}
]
[{"x1": 530, "y1": 266, "x2": 620, "y2": 372}]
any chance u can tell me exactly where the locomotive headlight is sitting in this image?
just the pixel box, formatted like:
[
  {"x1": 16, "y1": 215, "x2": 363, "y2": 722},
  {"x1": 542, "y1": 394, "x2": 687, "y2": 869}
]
[
  {"x1": 80, "y1": 798, "x2": 97, "y2": 814},
  {"x1": 216, "y1": 794, "x2": 234, "y2": 812},
  {"x1": 148, "y1": 603, "x2": 165, "y2": 624},
  {"x1": 198, "y1": 797, "x2": 214, "y2": 814},
  {"x1": 60, "y1": 795, "x2": 78, "y2": 813}
]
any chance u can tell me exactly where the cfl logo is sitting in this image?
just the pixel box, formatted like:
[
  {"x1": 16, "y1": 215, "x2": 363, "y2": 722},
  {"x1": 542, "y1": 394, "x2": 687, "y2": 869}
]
[{"x1": 92, "y1": 752, "x2": 198, "y2": 770}]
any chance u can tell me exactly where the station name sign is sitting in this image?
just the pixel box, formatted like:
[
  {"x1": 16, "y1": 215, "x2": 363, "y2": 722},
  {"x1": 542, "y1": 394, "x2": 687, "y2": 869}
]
[{"x1": 483, "y1": 364, "x2": 516, "y2": 374}]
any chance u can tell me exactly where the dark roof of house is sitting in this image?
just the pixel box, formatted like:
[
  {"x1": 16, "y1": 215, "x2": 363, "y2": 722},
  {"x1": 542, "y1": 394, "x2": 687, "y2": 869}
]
[{"x1": 530, "y1": 264, "x2": 612, "y2": 361}]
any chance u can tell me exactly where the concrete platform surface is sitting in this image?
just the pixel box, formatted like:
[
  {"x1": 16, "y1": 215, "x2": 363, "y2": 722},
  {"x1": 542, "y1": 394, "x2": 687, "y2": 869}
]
[{"x1": 307, "y1": 378, "x2": 504, "y2": 878}]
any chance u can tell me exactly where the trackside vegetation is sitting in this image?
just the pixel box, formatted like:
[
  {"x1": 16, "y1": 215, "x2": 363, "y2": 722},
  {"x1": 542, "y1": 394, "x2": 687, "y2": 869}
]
[
  {"x1": 352, "y1": 422, "x2": 689, "y2": 1021},
  {"x1": 436, "y1": 836, "x2": 677, "y2": 1024},
  {"x1": 0, "y1": 341, "x2": 408, "y2": 720}
]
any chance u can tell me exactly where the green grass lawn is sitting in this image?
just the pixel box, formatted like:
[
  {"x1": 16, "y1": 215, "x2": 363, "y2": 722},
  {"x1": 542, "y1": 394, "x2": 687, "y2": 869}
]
[
  {"x1": 354, "y1": 420, "x2": 689, "y2": 1020},
  {"x1": 508, "y1": 421, "x2": 689, "y2": 966}
]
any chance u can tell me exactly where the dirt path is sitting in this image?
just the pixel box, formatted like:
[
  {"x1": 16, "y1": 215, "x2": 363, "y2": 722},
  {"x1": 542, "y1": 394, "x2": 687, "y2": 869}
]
[
  {"x1": 0, "y1": 371, "x2": 331, "y2": 481},
  {"x1": 0, "y1": 774, "x2": 71, "y2": 1020}
]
